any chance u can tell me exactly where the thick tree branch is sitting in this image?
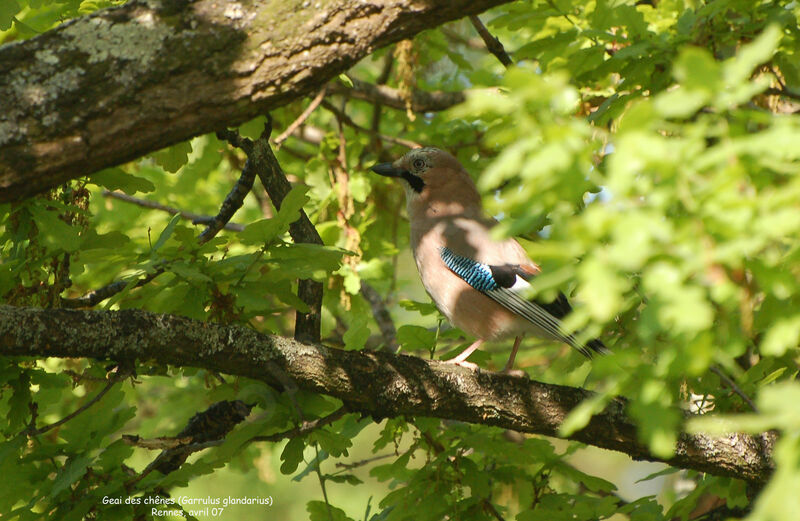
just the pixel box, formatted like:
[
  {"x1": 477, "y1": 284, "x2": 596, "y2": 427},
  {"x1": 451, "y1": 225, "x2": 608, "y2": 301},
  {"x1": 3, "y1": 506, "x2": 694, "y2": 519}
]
[
  {"x1": 0, "y1": 0, "x2": 514, "y2": 202},
  {"x1": 0, "y1": 305, "x2": 776, "y2": 485}
]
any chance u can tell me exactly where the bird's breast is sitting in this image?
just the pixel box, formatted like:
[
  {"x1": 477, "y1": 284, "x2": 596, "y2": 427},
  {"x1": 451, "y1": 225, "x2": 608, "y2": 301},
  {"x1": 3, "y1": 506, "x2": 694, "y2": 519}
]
[{"x1": 412, "y1": 220, "x2": 529, "y2": 340}]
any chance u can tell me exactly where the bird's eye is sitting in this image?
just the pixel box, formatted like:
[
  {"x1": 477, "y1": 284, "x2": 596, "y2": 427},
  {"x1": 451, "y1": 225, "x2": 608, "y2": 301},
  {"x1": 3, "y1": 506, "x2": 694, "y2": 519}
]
[{"x1": 412, "y1": 158, "x2": 426, "y2": 171}]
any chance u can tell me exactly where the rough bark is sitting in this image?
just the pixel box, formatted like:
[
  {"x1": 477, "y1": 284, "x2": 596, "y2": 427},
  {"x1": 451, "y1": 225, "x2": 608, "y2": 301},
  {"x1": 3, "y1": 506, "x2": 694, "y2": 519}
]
[
  {"x1": 0, "y1": 0, "x2": 511, "y2": 202},
  {"x1": 0, "y1": 304, "x2": 775, "y2": 485}
]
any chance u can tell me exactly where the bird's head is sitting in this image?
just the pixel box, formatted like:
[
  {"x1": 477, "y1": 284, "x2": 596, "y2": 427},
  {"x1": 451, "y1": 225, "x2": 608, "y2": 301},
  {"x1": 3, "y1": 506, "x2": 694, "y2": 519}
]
[{"x1": 370, "y1": 147, "x2": 481, "y2": 213}]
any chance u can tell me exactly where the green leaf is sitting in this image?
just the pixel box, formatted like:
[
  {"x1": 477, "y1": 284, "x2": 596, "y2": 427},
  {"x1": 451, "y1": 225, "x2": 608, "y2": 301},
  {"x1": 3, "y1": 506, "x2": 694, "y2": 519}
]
[
  {"x1": 280, "y1": 437, "x2": 306, "y2": 475},
  {"x1": 635, "y1": 466, "x2": 680, "y2": 483},
  {"x1": 151, "y1": 141, "x2": 193, "y2": 173},
  {"x1": 238, "y1": 116, "x2": 268, "y2": 140},
  {"x1": 151, "y1": 213, "x2": 182, "y2": 254},
  {"x1": 673, "y1": 47, "x2": 720, "y2": 94},
  {"x1": 558, "y1": 393, "x2": 610, "y2": 436},
  {"x1": 51, "y1": 455, "x2": 92, "y2": 497},
  {"x1": 7, "y1": 372, "x2": 31, "y2": 434},
  {"x1": 80, "y1": 229, "x2": 131, "y2": 251},
  {"x1": 724, "y1": 24, "x2": 782, "y2": 86},
  {"x1": 337, "y1": 73, "x2": 354, "y2": 88},
  {"x1": 325, "y1": 473, "x2": 363, "y2": 485},
  {"x1": 0, "y1": 0, "x2": 20, "y2": 31},
  {"x1": 653, "y1": 87, "x2": 709, "y2": 119},
  {"x1": 396, "y1": 325, "x2": 436, "y2": 352},
  {"x1": 398, "y1": 300, "x2": 439, "y2": 316},
  {"x1": 240, "y1": 186, "x2": 310, "y2": 245},
  {"x1": 28, "y1": 205, "x2": 81, "y2": 252},
  {"x1": 307, "y1": 500, "x2": 354, "y2": 521},
  {"x1": 630, "y1": 398, "x2": 680, "y2": 459},
  {"x1": 268, "y1": 244, "x2": 345, "y2": 280},
  {"x1": 88, "y1": 168, "x2": 155, "y2": 194},
  {"x1": 761, "y1": 315, "x2": 800, "y2": 356},
  {"x1": 343, "y1": 317, "x2": 370, "y2": 350},
  {"x1": 96, "y1": 440, "x2": 134, "y2": 472},
  {"x1": 309, "y1": 428, "x2": 352, "y2": 457}
]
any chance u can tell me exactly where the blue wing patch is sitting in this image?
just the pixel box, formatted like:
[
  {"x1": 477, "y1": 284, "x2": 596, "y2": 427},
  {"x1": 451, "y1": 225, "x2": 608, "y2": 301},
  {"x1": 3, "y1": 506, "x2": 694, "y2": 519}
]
[
  {"x1": 439, "y1": 246, "x2": 498, "y2": 292},
  {"x1": 438, "y1": 246, "x2": 605, "y2": 358}
]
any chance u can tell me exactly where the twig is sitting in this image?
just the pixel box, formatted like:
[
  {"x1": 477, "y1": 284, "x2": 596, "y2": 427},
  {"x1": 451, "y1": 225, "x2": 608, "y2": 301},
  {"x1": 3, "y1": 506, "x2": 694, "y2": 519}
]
[
  {"x1": 102, "y1": 191, "x2": 244, "y2": 232},
  {"x1": 292, "y1": 125, "x2": 326, "y2": 145},
  {"x1": 709, "y1": 365, "x2": 759, "y2": 413},
  {"x1": 320, "y1": 100, "x2": 421, "y2": 149},
  {"x1": 334, "y1": 453, "x2": 394, "y2": 471},
  {"x1": 360, "y1": 281, "x2": 399, "y2": 353},
  {"x1": 26, "y1": 372, "x2": 121, "y2": 436},
  {"x1": 764, "y1": 87, "x2": 800, "y2": 102},
  {"x1": 273, "y1": 86, "x2": 328, "y2": 146},
  {"x1": 469, "y1": 15, "x2": 512, "y2": 67},
  {"x1": 122, "y1": 434, "x2": 195, "y2": 450},
  {"x1": 484, "y1": 500, "x2": 506, "y2": 521},
  {"x1": 220, "y1": 118, "x2": 324, "y2": 343},
  {"x1": 63, "y1": 139, "x2": 256, "y2": 308},
  {"x1": 328, "y1": 78, "x2": 469, "y2": 112},
  {"x1": 313, "y1": 442, "x2": 334, "y2": 521},
  {"x1": 249, "y1": 407, "x2": 348, "y2": 443},
  {"x1": 125, "y1": 400, "x2": 252, "y2": 487},
  {"x1": 261, "y1": 139, "x2": 323, "y2": 343},
  {"x1": 197, "y1": 141, "x2": 257, "y2": 242},
  {"x1": 61, "y1": 272, "x2": 161, "y2": 308}
]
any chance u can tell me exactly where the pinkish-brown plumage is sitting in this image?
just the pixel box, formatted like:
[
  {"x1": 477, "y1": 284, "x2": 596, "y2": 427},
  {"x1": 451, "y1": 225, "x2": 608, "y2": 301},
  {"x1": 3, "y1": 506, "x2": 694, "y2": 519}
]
[{"x1": 371, "y1": 147, "x2": 603, "y2": 370}]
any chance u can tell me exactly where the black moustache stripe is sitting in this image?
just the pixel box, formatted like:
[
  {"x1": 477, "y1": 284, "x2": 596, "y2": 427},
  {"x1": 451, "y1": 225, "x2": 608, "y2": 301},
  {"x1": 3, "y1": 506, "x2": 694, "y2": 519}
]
[{"x1": 401, "y1": 171, "x2": 425, "y2": 193}]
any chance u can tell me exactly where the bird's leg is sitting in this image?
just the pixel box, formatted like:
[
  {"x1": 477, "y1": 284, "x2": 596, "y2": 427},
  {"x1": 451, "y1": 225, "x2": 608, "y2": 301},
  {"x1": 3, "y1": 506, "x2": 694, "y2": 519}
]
[
  {"x1": 501, "y1": 336, "x2": 524, "y2": 373},
  {"x1": 443, "y1": 339, "x2": 484, "y2": 369}
]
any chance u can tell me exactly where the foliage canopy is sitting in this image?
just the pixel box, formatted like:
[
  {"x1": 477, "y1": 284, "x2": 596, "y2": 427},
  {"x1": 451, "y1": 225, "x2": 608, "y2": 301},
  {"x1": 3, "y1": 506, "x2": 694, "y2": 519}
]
[{"x1": 2, "y1": 0, "x2": 800, "y2": 520}]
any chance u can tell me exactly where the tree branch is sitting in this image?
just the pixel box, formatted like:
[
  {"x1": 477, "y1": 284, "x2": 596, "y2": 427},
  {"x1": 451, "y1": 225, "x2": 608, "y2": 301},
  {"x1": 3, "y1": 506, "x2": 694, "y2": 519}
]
[
  {"x1": 62, "y1": 135, "x2": 254, "y2": 308},
  {"x1": 125, "y1": 400, "x2": 253, "y2": 487},
  {"x1": 360, "y1": 281, "x2": 399, "y2": 353},
  {"x1": 102, "y1": 191, "x2": 245, "y2": 232},
  {"x1": 0, "y1": 305, "x2": 776, "y2": 485},
  {"x1": 320, "y1": 99, "x2": 422, "y2": 148},
  {"x1": 469, "y1": 15, "x2": 513, "y2": 67},
  {"x1": 248, "y1": 407, "x2": 348, "y2": 443},
  {"x1": 328, "y1": 78, "x2": 470, "y2": 112},
  {"x1": 273, "y1": 86, "x2": 329, "y2": 146},
  {"x1": 218, "y1": 122, "x2": 324, "y2": 343},
  {"x1": 0, "y1": 0, "x2": 515, "y2": 202},
  {"x1": 27, "y1": 372, "x2": 122, "y2": 436}
]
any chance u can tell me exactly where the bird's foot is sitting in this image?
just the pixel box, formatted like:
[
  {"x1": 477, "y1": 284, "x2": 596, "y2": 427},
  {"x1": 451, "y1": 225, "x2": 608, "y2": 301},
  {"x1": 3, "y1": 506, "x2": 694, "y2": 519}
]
[
  {"x1": 499, "y1": 366, "x2": 527, "y2": 378},
  {"x1": 443, "y1": 358, "x2": 480, "y2": 371},
  {"x1": 441, "y1": 339, "x2": 484, "y2": 370}
]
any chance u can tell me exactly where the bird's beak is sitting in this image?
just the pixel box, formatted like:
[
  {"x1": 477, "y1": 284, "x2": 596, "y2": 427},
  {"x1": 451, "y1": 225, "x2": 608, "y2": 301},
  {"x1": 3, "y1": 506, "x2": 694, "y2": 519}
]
[{"x1": 370, "y1": 162, "x2": 406, "y2": 178}]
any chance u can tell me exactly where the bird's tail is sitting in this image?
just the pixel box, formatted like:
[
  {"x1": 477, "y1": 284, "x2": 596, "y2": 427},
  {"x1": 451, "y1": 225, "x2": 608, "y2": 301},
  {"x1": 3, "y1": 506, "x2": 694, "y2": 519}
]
[{"x1": 585, "y1": 338, "x2": 611, "y2": 357}]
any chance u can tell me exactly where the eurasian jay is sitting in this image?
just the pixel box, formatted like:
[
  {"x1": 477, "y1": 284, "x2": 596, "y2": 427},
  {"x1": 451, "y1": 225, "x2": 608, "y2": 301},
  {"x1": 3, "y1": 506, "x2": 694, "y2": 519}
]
[{"x1": 370, "y1": 147, "x2": 606, "y2": 371}]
